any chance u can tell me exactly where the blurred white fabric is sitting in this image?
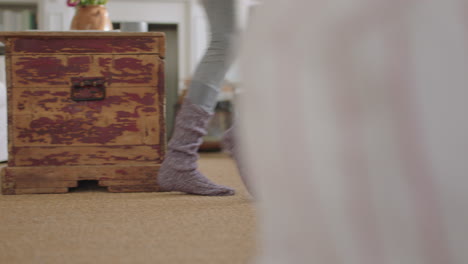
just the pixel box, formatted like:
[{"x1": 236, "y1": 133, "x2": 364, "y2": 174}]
[{"x1": 239, "y1": 0, "x2": 468, "y2": 263}]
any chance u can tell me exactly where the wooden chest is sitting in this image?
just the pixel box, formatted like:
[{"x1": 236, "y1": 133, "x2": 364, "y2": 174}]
[{"x1": 0, "y1": 32, "x2": 166, "y2": 195}]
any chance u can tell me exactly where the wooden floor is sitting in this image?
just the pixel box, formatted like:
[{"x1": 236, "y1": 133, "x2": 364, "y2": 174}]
[{"x1": 0, "y1": 153, "x2": 256, "y2": 264}]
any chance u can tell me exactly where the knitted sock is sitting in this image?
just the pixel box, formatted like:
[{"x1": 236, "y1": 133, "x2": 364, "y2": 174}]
[
  {"x1": 222, "y1": 125, "x2": 253, "y2": 194},
  {"x1": 157, "y1": 99, "x2": 235, "y2": 196}
]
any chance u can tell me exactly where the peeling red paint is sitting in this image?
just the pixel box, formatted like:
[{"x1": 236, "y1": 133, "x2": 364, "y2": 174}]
[
  {"x1": 19, "y1": 117, "x2": 90, "y2": 144},
  {"x1": 38, "y1": 98, "x2": 58, "y2": 103},
  {"x1": 111, "y1": 155, "x2": 143, "y2": 161},
  {"x1": 85, "y1": 95, "x2": 128, "y2": 112},
  {"x1": 14, "y1": 38, "x2": 113, "y2": 53},
  {"x1": 4, "y1": 170, "x2": 14, "y2": 181},
  {"x1": 12, "y1": 145, "x2": 161, "y2": 166},
  {"x1": 142, "y1": 107, "x2": 157, "y2": 113},
  {"x1": 85, "y1": 111, "x2": 95, "y2": 119},
  {"x1": 157, "y1": 59, "x2": 166, "y2": 161},
  {"x1": 87, "y1": 154, "x2": 111, "y2": 161},
  {"x1": 116, "y1": 110, "x2": 140, "y2": 119},
  {"x1": 52, "y1": 91, "x2": 68, "y2": 97},
  {"x1": 55, "y1": 91, "x2": 155, "y2": 116},
  {"x1": 124, "y1": 93, "x2": 155, "y2": 106},
  {"x1": 99, "y1": 57, "x2": 112, "y2": 67},
  {"x1": 14, "y1": 56, "x2": 93, "y2": 86},
  {"x1": 79, "y1": 123, "x2": 139, "y2": 144},
  {"x1": 16, "y1": 115, "x2": 140, "y2": 145},
  {"x1": 69, "y1": 56, "x2": 91, "y2": 64},
  {"x1": 13, "y1": 55, "x2": 159, "y2": 87},
  {"x1": 60, "y1": 105, "x2": 84, "y2": 115},
  {"x1": 27, "y1": 117, "x2": 138, "y2": 145},
  {"x1": 113, "y1": 38, "x2": 157, "y2": 53},
  {"x1": 149, "y1": 145, "x2": 164, "y2": 161},
  {"x1": 112, "y1": 58, "x2": 155, "y2": 84},
  {"x1": 37, "y1": 97, "x2": 58, "y2": 111},
  {"x1": 104, "y1": 146, "x2": 133, "y2": 149},
  {"x1": 13, "y1": 38, "x2": 159, "y2": 54},
  {"x1": 115, "y1": 169, "x2": 128, "y2": 175},
  {"x1": 21, "y1": 90, "x2": 50, "y2": 97},
  {"x1": 24, "y1": 152, "x2": 81, "y2": 166}
]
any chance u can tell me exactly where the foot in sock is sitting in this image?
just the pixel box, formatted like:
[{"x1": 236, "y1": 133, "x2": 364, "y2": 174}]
[
  {"x1": 158, "y1": 162, "x2": 235, "y2": 196},
  {"x1": 157, "y1": 99, "x2": 235, "y2": 196}
]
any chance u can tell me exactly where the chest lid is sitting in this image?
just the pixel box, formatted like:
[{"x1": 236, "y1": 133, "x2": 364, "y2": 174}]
[{"x1": 0, "y1": 31, "x2": 165, "y2": 58}]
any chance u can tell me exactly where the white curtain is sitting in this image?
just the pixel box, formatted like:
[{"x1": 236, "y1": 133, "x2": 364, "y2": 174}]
[{"x1": 239, "y1": 0, "x2": 468, "y2": 263}]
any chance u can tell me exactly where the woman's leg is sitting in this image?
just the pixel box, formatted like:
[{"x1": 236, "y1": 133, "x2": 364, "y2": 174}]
[
  {"x1": 157, "y1": 0, "x2": 237, "y2": 196},
  {"x1": 187, "y1": 0, "x2": 237, "y2": 112}
]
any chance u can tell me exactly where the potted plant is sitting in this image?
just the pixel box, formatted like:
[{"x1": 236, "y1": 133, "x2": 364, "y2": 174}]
[{"x1": 68, "y1": 0, "x2": 113, "y2": 31}]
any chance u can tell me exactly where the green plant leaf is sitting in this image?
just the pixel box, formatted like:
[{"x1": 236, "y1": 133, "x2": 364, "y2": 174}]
[{"x1": 78, "y1": 0, "x2": 108, "y2": 5}]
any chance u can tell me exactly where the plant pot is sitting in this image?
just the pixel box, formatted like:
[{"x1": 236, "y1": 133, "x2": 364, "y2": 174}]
[{"x1": 70, "y1": 5, "x2": 113, "y2": 31}]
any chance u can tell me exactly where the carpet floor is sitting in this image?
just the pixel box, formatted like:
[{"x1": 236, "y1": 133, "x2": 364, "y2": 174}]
[{"x1": 0, "y1": 153, "x2": 256, "y2": 264}]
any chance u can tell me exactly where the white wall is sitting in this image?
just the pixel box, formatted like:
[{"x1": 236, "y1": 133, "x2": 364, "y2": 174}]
[
  {"x1": 108, "y1": 0, "x2": 246, "y2": 85},
  {"x1": 0, "y1": 56, "x2": 6, "y2": 162},
  {"x1": 108, "y1": 0, "x2": 194, "y2": 88}
]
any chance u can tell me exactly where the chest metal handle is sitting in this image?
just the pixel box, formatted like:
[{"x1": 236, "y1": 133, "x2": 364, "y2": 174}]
[{"x1": 71, "y1": 77, "x2": 107, "y2": 102}]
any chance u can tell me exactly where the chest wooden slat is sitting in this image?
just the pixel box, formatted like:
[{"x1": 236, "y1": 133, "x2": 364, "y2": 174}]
[
  {"x1": 11, "y1": 55, "x2": 162, "y2": 88},
  {"x1": 3, "y1": 32, "x2": 165, "y2": 56}
]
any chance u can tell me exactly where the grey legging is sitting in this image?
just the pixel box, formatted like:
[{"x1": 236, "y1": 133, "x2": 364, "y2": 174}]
[{"x1": 187, "y1": 0, "x2": 237, "y2": 113}]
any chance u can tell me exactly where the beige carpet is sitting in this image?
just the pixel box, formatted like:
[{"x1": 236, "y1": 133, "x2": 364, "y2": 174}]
[{"x1": 0, "y1": 153, "x2": 256, "y2": 264}]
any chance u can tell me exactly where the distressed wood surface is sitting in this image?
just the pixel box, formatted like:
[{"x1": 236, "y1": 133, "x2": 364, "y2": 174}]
[
  {"x1": 1, "y1": 33, "x2": 166, "y2": 195},
  {"x1": 2, "y1": 165, "x2": 160, "y2": 194},
  {"x1": 11, "y1": 55, "x2": 161, "y2": 88},
  {"x1": 5, "y1": 165, "x2": 160, "y2": 181},
  {"x1": 10, "y1": 37, "x2": 165, "y2": 56},
  {"x1": 12, "y1": 88, "x2": 161, "y2": 146},
  {"x1": 11, "y1": 146, "x2": 163, "y2": 167},
  {"x1": 6, "y1": 41, "x2": 14, "y2": 168},
  {"x1": 15, "y1": 181, "x2": 78, "y2": 189},
  {"x1": 1, "y1": 166, "x2": 15, "y2": 195},
  {"x1": 0, "y1": 32, "x2": 165, "y2": 57}
]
